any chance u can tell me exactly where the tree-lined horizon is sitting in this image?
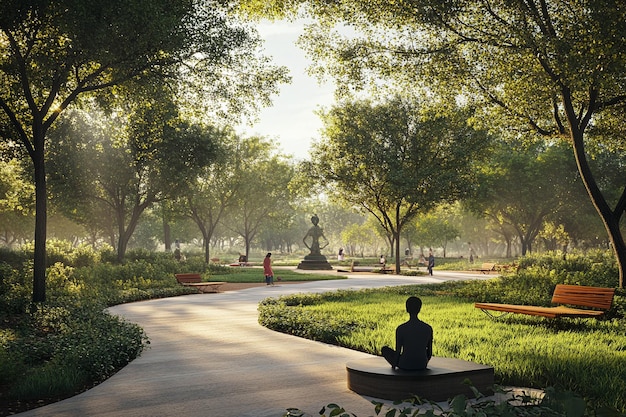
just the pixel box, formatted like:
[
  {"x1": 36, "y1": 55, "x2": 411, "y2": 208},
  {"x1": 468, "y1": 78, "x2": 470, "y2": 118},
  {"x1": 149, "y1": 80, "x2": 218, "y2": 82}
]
[
  {"x1": 2, "y1": 0, "x2": 626, "y2": 307},
  {"x1": 241, "y1": 0, "x2": 626, "y2": 288}
]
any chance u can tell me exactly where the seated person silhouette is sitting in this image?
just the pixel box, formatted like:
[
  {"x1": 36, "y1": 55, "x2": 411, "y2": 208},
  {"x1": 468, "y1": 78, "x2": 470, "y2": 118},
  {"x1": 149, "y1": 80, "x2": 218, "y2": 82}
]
[{"x1": 381, "y1": 296, "x2": 433, "y2": 370}]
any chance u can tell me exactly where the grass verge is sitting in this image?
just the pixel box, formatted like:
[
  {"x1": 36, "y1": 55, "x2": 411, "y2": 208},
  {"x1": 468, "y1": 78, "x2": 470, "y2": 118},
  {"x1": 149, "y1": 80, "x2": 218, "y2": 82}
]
[
  {"x1": 259, "y1": 283, "x2": 626, "y2": 412},
  {"x1": 210, "y1": 266, "x2": 345, "y2": 283}
]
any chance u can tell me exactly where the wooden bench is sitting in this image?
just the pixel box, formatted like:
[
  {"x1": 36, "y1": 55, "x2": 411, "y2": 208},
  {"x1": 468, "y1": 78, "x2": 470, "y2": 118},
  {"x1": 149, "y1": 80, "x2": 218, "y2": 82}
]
[
  {"x1": 174, "y1": 273, "x2": 226, "y2": 293},
  {"x1": 475, "y1": 284, "x2": 616, "y2": 319},
  {"x1": 346, "y1": 356, "x2": 494, "y2": 401},
  {"x1": 472, "y1": 262, "x2": 496, "y2": 274},
  {"x1": 350, "y1": 261, "x2": 394, "y2": 273}
]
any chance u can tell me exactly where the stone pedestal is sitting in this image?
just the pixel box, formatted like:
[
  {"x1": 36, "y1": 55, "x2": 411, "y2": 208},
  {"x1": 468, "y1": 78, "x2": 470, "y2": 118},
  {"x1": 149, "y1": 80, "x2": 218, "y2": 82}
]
[{"x1": 297, "y1": 254, "x2": 333, "y2": 270}]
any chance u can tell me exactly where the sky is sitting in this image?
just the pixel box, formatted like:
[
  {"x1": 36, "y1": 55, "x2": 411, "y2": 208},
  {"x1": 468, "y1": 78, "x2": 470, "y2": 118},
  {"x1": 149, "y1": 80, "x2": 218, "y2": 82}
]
[{"x1": 236, "y1": 20, "x2": 336, "y2": 161}]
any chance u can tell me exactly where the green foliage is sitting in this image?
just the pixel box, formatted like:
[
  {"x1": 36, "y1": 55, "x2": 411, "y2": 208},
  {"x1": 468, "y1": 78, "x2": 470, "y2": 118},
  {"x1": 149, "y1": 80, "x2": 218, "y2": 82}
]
[
  {"x1": 268, "y1": 0, "x2": 626, "y2": 286},
  {"x1": 309, "y1": 98, "x2": 491, "y2": 267},
  {"x1": 0, "y1": 261, "x2": 31, "y2": 315},
  {"x1": 0, "y1": 242, "x2": 347, "y2": 412},
  {"x1": 0, "y1": 247, "x2": 31, "y2": 268},
  {"x1": 2, "y1": 302, "x2": 147, "y2": 402},
  {"x1": 9, "y1": 240, "x2": 103, "y2": 269},
  {"x1": 0, "y1": 344, "x2": 26, "y2": 386},
  {"x1": 0, "y1": 245, "x2": 183, "y2": 409},
  {"x1": 10, "y1": 363, "x2": 90, "y2": 401},
  {"x1": 260, "y1": 253, "x2": 626, "y2": 412},
  {"x1": 285, "y1": 386, "x2": 599, "y2": 417},
  {"x1": 0, "y1": 247, "x2": 178, "y2": 407},
  {"x1": 454, "y1": 251, "x2": 620, "y2": 308},
  {"x1": 517, "y1": 251, "x2": 619, "y2": 288}
]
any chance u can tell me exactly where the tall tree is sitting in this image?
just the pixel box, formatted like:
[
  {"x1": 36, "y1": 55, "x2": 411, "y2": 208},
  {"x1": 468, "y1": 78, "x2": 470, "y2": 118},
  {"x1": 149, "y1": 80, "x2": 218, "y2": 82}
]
[
  {"x1": 242, "y1": 0, "x2": 626, "y2": 286},
  {"x1": 413, "y1": 209, "x2": 459, "y2": 258},
  {"x1": 341, "y1": 222, "x2": 378, "y2": 258},
  {"x1": 179, "y1": 127, "x2": 241, "y2": 264},
  {"x1": 306, "y1": 98, "x2": 489, "y2": 273},
  {"x1": 469, "y1": 140, "x2": 576, "y2": 256},
  {"x1": 223, "y1": 137, "x2": 294, "y2": 259},
  {"x1": 48, "y1": 102, "x2": 218, "y2": 262},
  {"x1": 0, "y1": 0, "x2": 287, "y2": 302}
]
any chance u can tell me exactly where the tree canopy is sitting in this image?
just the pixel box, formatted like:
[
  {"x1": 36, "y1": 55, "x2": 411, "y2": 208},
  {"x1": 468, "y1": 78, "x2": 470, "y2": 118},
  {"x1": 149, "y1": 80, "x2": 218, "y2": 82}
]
[
  {"x1": 305, "y1": 97, "x2": 490, "y2": 272},
  {"x1": 241, "y1": 0, "x2": 626, "y2": 287},
  {"x1": 0, "y1": 0, "x2": 288, "y2": 301}
]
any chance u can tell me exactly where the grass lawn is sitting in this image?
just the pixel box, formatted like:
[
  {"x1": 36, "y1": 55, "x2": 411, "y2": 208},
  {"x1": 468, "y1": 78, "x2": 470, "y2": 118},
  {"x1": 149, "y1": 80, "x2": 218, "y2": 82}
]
[
  {"x1": 258, "y1": 285, "x2": 626, "y2": 412},
  {"x1": 210, "y1": 266, "x2": 346, "y2": 283}
]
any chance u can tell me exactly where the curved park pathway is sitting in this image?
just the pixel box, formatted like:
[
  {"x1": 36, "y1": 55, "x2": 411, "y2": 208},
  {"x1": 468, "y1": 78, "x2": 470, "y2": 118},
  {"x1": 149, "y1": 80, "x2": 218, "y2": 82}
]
[{"x1": 18, "y1": 269, "x2": 491, "y2": 417}]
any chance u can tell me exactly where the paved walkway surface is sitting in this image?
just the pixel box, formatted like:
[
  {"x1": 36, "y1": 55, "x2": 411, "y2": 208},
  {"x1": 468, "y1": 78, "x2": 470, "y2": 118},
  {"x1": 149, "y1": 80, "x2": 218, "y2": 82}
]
[{"x1": 18, "y1": 269, "x2": 491, "y2": 417}]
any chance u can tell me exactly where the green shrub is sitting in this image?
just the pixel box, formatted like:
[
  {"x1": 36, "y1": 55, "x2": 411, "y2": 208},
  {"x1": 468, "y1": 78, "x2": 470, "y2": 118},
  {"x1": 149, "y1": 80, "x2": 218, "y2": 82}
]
[
  {"x1": 3, "y1": 303, "x2": 148, "y2": 403},
  {"x1": 0, "y1": 345, "x2": 26, "y2": 385},
  {"x1": 9, "y1": 362, "x2": 90, "y2": 401},
  {"x1": 0, "y1": 262, "x2": 31, "y2": 315},
  {"x1": 0, "y1": 247, "x2": 31, "y2": 268},
  {"x1": 259, "y1": 298, "x2": 359, "y2": 343},
  {"x1": 285, "y1": 386, "x2": 599, "y2": 417},
  {"x1": 517, "y1": 251, "x2": 618, "y2": 288},
  {"x1": 0, "y1": 244, "x2": 209, "y2": 412}
]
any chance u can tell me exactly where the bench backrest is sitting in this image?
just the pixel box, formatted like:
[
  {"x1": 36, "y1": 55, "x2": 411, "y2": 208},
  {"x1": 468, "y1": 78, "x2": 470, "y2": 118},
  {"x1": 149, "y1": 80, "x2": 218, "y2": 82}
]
[
  {"x1": 175, "y1": 273, "x2": 202, "y2": 284},
  {"x1": 552, "y1": 284, "x2": 615, "y2": 310},
  {"x1": 482, "y1": 263, "x2": 496, "y2": 270}
]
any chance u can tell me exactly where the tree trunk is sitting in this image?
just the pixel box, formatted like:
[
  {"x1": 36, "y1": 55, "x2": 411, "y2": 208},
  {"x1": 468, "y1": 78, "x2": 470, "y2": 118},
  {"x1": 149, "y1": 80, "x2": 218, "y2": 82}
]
[
  {"x1": 163, "y1": 219, "x2": 171, "y2": 251},
  {"x1": 116, "y1": 204, "x2": 149, "y2": 263},
  {"x1": 204, "y1": 236, "x2": 210, "y2": 264},
  {"x1": 565, "y1": 93, "x2": 625, "y2": 288},
  {"x1": 32, "y1": 144, "x2": 47, "y2": 303},
  {"x1": 117, "y1": 235, "x2": 129, "y2": 263},
  {"x1": 520, "y1": 236, "x2": 528, "y2": 256},
  {"x1": 245, "y1": 237, "x2": 251, "y2": 259},
  {"x1": 394, "y1": 230, "x2": 401, "y2": 274}
]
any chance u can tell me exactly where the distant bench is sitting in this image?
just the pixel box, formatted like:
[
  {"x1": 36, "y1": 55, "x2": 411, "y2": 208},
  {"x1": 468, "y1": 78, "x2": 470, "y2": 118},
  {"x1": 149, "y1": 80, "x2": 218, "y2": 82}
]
[
  {"x1": 350, "y1": 261, "x2": 394, "y2": 274},
  {"x1": 475, "y1": 284, "x2": 616, "y2": 319},
  {"x1": 174, "y1": 273, "x2": 225, "y2": 293},
  {"x1": 472, "y1": 262, "x2": 496, "y2": 274}
]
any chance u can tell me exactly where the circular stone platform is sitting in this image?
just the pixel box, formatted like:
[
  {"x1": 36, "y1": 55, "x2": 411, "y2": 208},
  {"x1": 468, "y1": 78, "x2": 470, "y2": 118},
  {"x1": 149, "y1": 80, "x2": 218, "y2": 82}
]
[{"x1": 346, "y1": 356, "x2": 494, "y2": 402}]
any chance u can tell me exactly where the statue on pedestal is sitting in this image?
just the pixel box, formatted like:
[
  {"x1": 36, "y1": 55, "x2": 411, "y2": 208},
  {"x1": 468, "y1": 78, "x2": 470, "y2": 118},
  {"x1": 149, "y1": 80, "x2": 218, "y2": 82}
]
[
  {"x1": 303, "y1": 214, "x2": 329, "y2": 255},
  {"x1": 297, "y1": 214, "x2": 333, "y2": 270}
]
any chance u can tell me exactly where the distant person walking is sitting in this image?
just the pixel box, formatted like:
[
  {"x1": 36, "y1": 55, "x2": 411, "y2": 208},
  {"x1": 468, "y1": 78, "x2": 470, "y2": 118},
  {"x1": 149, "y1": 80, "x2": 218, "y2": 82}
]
[
  {"x1": 263, "y1": 252, "x2": 274, "y2": 286},
  {"x1": 382, "y1": 296, "x2": 433, "y2": 370},
  {"x1": 427, "y1": 250, "x2": 435, "y2": 276}
]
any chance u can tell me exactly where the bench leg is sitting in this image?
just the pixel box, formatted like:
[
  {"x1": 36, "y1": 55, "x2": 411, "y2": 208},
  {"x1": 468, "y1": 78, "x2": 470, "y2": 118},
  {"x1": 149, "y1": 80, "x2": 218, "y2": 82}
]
[{"x1": 479, "y1": 309, "x2": 511, "y2": 319}]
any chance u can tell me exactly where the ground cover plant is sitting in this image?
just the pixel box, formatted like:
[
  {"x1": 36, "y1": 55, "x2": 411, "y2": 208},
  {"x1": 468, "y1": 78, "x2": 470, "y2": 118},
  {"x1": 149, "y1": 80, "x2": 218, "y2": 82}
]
[
  {"x1": 259, "y1": 252, "x2": 626, "y2": 414},
  {"x1": 0, "y1": 242, "x2": 342, "y2": 415},
  {"x1": 284, "y1": 386, "x2": 593, "y2": 417}
]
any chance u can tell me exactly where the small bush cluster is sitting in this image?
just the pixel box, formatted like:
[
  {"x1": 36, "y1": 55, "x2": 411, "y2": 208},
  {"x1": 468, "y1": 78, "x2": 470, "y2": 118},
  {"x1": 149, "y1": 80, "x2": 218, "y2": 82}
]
[
  {"x1": 285, "y1": 386, "x2": 593, "y2": 417},
  {"x1": 2, "y1": 302, "x2": 147, "y2": 402},
  {"x1": 259, "y1": 297, "x2": 360, "y2": 342}
]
